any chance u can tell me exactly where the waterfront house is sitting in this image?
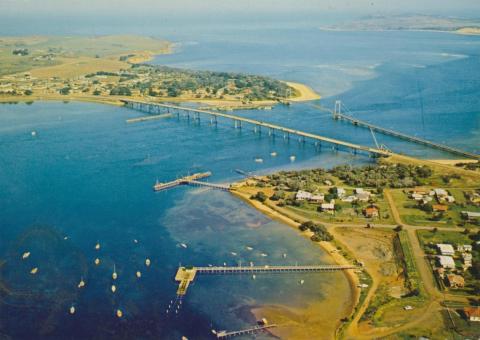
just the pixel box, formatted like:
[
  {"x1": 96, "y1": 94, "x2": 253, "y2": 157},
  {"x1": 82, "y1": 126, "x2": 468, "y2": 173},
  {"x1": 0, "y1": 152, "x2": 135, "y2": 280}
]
[
  {"x1": 363, "y1": 206, "x2": 379, "y2": 218},
  {"x1": 434, "y1": 188, "x2": 448, "y2": 198},
  {"x1": 464, "y1": 307, "x2": 480, "y2": 322},
  {"x1": 446, "y1": 274, "x2": 465, "y2": 288},
  {"x1": 437, "y1": 244, "x2": 455, "y2": 256},
  {"x1": 437, "y1": 255, "x2": 455, "y2": 269},
  {"x1": 356, "y1": 192, "x2": 371, "y2": 202},
  {"x1": 320, "y1": 203, "x2": 335, "y2": 212},
  {"x1": 296, "y1": 190, "x2": 312, "y2": 201}
]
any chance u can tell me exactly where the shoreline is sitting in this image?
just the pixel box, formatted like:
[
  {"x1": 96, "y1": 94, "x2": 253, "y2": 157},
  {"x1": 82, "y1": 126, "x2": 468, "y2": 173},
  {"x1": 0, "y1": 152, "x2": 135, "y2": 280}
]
[
  {"x1": 231, "y1": 186, "x2": 359, "y2": 339},
  {"x1": 284, "y1": 81, "x2": 321, "y2": 102}
]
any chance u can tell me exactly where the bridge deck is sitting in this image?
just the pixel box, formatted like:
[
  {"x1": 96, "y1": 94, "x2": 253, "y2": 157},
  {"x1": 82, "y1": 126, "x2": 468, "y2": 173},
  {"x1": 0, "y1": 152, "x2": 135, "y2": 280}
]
[
  {"x1": 216, "y1": 324, "x2": 277, "y2": 338},
  {"x1": 336, "y1": 113, "x2": 480, "y2": 160},
  {"x1": 122, "y1": 100, "x2": 390, "y2": 157}
]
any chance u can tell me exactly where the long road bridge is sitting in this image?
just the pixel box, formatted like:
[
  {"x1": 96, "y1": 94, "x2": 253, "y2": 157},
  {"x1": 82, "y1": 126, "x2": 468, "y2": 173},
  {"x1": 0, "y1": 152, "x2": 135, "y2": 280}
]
[
  {"x1": 121, "y1": 99, "x2": 391, "y2": 158},
  {"x1": 215, "y1": 324, "x2": 278, "y2": 339},
  {"x1": 174, "y1": 264, "x2": 358, "y2": 296},
  {"x1": 332, "y1": 100, "x2": 480, "y2": 160}
]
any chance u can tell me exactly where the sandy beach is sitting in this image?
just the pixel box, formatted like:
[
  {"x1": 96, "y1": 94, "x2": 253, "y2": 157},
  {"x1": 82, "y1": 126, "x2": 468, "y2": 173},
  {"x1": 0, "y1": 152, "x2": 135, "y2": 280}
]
[{"x1": 285, "y1": 82, "x2": 321, "y2": 102}]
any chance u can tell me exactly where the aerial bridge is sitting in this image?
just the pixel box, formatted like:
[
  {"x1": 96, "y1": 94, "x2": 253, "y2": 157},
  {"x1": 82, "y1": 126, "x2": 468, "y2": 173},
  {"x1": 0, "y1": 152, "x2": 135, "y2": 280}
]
[
  {"x1": 174, "y1": 264, "x2": 358, "y2": 297},
  {"x1": 332, "y1": 100, "x2": 480, "y2": 160},
  {"x1": 215, "y1": 324, "x2": 278, "y2": 339},
  {"x1": 121, "y1": 99, "x2": 391, "y2": 158}
]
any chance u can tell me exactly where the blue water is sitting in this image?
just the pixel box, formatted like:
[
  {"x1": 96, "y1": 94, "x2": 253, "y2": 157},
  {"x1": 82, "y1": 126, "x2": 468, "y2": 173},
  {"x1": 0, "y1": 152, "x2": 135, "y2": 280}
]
[{"x1": 1, "y1": 16, "x2": 480, "y2": 340}]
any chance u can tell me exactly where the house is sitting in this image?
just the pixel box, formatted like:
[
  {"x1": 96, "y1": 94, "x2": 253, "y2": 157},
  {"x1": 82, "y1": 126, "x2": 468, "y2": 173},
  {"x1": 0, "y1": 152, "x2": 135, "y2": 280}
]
[
  {"x1": 363, "y1": 206, "x2": 379, "y2": 218},
  {"x1": 354, "y1": 188, "x2": 365, "y2": 194},
  {"x1": 432, "y1": 204, "x2": 448, "y2": 212},
  {"x1": 411, "y1": 193, "x2": 424, "y2": 201},
  {"x1": 445, "y1": 196, "x2": 455, "y2": 203},
  {"x1": 309, "y1": 194, "x2": 325, "y2": 203},
  {"x1": 446, "y1": 274, "x2": 465, "y2": 288},
  {"x1": 437, "y1": 244, "x2": 455, "y2": 256},
  {"x1": 342, "y1": 195, "x2": 357, "y2": 203},
  {"x1": 464, "y1": 307, "x2": 480, "y2": 322},
  {"x1": 356, "y1": 192, "x2": 371, "y2": 202},
  {"x1": 335, "y1": 187, "x2": 346, "y2": 198},
  {"x1": 296, "y1": 190, "x2": 312, "y2": 201},
  {"x1": 324, "y1": 180, "x2": 333, "y2": 186},
  {"x1": 434, "y1": 188, "x2": 448, "y2": 198},
  {"x1": 461, "y1": 211, "x2": 480, "y2": 222},
  {"x1": 320, "y1": 203, "x2": 335, "y2": 212},
  {"x1": 437, "y1": 255, "x2": 455, "y2": 269},
  {"x1": 458, "y1": 244, "x2": 472, "y2": 252}
]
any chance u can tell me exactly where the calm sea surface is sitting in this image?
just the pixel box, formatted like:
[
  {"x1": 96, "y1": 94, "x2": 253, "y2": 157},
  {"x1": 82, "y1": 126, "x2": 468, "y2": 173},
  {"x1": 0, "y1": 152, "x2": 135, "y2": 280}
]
[{"x1": 1, "y1": 17, "x2": 479, "y2": 339}]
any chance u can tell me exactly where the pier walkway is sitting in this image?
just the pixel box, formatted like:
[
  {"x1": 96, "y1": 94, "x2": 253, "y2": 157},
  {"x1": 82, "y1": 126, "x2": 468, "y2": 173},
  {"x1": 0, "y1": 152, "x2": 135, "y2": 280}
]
[
  {"x1": 122, "y1": 100, "x2": 391, "y2": 158},
  {"x1": 174, "y1": 264, "x2": 357, "y2": 296},
  {"x1": 153, "y1": 172, "x2": 230, "y2": 192},
  {"x1": 216, "y1": 324, "x2": 278, "y2": 338},
  {"x1": 332, "y1": 101, "x2": 480, "y2": 160}
]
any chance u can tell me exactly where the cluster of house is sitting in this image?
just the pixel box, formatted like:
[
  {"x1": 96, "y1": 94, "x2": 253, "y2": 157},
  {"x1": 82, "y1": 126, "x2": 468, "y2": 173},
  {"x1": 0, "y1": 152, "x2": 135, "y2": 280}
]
[
  {"x1": 409, "y1": 188, "x2": 455, "y2": 212},
  {"x1": 295, "y1": 187, "x2": 379, "y2": 217},
  {"x1": 435, "y1": 243, "x2": 473, "y2": 289},
  {"x1": 295, "y1": 190, "x2": 335, "y2": 213}
]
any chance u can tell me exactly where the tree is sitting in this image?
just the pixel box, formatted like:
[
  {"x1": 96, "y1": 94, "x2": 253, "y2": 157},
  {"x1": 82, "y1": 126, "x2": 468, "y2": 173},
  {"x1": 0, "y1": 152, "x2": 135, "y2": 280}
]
[
  {"x1": 432, "y1": 227, "x2": 438, "y2": 233},
  {"x1": 251, "y1": 191, "x2": 267, "y2": 203},
  {"x1": 59, "y1": 87, "x2": 70, "y2": 95},
  {"x1": 24, "y1": 89, "x2": 33, "y2": 95},
  {"x1": 93, "y1": 90, "x2": 101, "y2": 96},
  {"x1": 299, "y1": 221, "x2": 315, "y2": 232},
  {"x1": 394, "y1": 225, "x2": 403, "y2": 232}
]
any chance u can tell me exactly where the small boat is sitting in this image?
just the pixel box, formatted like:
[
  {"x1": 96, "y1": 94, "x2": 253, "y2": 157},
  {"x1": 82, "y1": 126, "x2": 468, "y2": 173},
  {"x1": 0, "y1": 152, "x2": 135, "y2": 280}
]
[
  {"x1": 223, "y1": 262, "x2": 227, "y2": 266},
  {"x1": 252, "y1": 275, "x2": 256, "y2": 280},
  {"x1": 69, "y1": 305, "x2": 76, "y2": 314},
  {"x1": 111, "y1": 285, "x2": 116, "y2": 293},
  {"x1": 31, "y1": 131, "x2": 37, "y2": 137},
  {"x1": 290, "y1": 155, "x2": 296, "y2": 162},
  {"x1": 136, "y1": 271, "x2": 142, "y2": 278},
  {"x1": 145, "y1": 258, "x2": 151, "y2": 267},
  {"x1": 180, "y1": 243, "x2": 188, "y2": 249},
  {"x1": 283, "y1": 253, "x2": 287, "y2": 258},
  {"x1": 112, "y1": 264, "x2": 118, "y2": 280},
  {"x1": 250, "y1": 261, "x2": 254, "y2": 267},
  {"x1": 260, "y1": 253, "x2": 268, "y2": 257},
  {"x1": 246, "y1": 246, "x2": 253, "y2": 251},
  {"x1": 95, "y1": 242, "x2": 100, "y2": 250},
  {"x1": 64, "y1": 236, "x2": 69, "y2": 240},
  {"x1": 300, "y1": 279, "x2": 305, "y2": 285},
  {"x1": 78, "y1": 278, "x2": 85, "y2": 288},
  {"x1": 94, "y1": 258, "x2": 100, "y2": 266},
  {"x1": 116, "y1": 309, "x2": 123, "y2": 318},
  {"x1": 270, "y1": 152, "x2": 277, "y2": 157},
  {"x1": 22, "y1": 252, "x2": 31, "y2": 260},
  {"x1": 230, "y1": 252, "x2": 237, "y2": 256},
  {"x1": 208, "y1": 264, "x2": 213, "y2": 267},
  {"x1": 254, "y1": 158, "x2": 264, "y2": 163},
  {"x1": 133, "y1": 239, "x2": 138, "y2": 244},
  {"x1": 30, "y1": 267, "x2": 38, "y2": 275}
]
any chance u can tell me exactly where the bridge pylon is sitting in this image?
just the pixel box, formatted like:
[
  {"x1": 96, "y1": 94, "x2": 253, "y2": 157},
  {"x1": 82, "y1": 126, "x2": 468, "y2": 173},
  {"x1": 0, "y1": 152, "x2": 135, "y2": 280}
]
[{"x1": 333, "y1": 100, "x2": 342, "y2": 119}]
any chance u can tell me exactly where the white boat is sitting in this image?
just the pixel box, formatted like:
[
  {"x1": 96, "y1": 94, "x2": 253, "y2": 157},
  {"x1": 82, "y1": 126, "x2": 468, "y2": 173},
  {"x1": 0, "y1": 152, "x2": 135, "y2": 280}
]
[
  {"x1": 30, "y1": 267, "x2": 38, "y2": 275},
  {"x1": 246, "y1": 246, "x2": 253, "y2": 251},
  {"x1": 69, "y1": 305, "x2": 76, "y2": 314},
  {"x1": 300, "y1": 279, "x2": 305, "y2": 285},
  {"x1": 180, "y1": 243, "x2": 188, "y2": 249},
  {"x1": 111, "y1": 285, "x2": 116, "y2": 293},
  {"x1": 31, "y1": 131, "x2": 37, "y2": 137},
  {"x1": 283, "y1": 253, "x2": 287, "y2": 258},
  {"x1": 136, "y1": 271, "x2": 142, "y2": 278},
  {"x1": 252, "y1": 275, "x2": 256, "y2": 280},
  {"x1": 260, "y1": 253, "x2": 268, "y2": 257},
  {"x1": 230, "y1": 252, "x2": 237, "y2": 256},
  {"x1": 145, "y1": 258, "x2": 151, "y2": 266},
  {"x1": 95, "y1": 242, "x2": 100, "y2": 250},
  {"x1": 116, "y1": 309, "x2": 123, "y2": 318},
  {"x1": 290, "y1": 155, "x2": 296, "y2": 162},
  {"x1": 78, "y1": 278, "x2": 85, "y2": 288},
  {"x1": 254, "y1": 158, "x2": 264, "y2": 163},
  {"x1": 270, "y1": 152, "x2": 277, "y2": 157},
  {"x1": 133, "y1": 239, "x2": 138, "y2": 244},
  {"x1": 112, "y1": 264, "x2": 118, "y2": 280},
  {"x1": 22, "y1": 252, "x2": 31, "y2": 259},
  {"x1": 94, "y1": 258, "x2": 100, "y2": 265}
]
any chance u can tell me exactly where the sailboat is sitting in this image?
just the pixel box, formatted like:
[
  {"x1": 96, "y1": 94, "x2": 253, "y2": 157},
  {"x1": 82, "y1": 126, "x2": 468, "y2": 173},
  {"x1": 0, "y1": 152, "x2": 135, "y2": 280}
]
[{"x1": 112, "y1": 264, "x2": 118, "y2": 280}]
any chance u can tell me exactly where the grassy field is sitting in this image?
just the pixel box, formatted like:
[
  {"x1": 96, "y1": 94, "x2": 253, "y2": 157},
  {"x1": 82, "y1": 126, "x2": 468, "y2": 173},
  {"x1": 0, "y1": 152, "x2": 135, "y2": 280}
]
[{"x1": 0, "y1": 35, "x2": 171, "y2": 76}]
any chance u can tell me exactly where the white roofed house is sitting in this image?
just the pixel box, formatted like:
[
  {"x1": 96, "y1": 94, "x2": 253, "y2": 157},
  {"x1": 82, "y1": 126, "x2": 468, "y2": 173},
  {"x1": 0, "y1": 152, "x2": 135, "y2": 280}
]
[
  {"x1": 309, "y1": 193, "x2": 325, "y2": 203},
  {"x1": 437, "y1": 255, "x2": 455, "y2": 269},
  {"x1": 436, "y1": 244, "x2": 455, "y2": 256},
  {"x1": 295, "y1": 190, "x2": 312, "y2": 201},
  {"x1": 335, "y1": 187, "x2": 346, "y2": 198},
  {"x1": 356, "y1": 191, "x2": 371, "y2": 202},
  {"x1": 320, "y1": 202, "x2": 335, "y2": 213}
]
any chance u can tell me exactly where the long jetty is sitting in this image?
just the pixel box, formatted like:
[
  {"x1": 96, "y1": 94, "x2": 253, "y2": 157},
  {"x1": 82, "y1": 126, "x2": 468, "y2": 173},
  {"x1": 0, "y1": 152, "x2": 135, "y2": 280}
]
[
  {"x1": 216, "y1": 324, "x2": 277, "y2": 339},
  {"x1": 333, "y1": 108, "x2": 480, "y2": 160},
  {"x1": 174, "y1": 264, "x2": 357, "y2": 296},
  {"x1": 153, "y1": 172, "x2": 231, "y2": 192},
  {"x1": 122, "y1": 100, "x2": 391, "y2": 157}
]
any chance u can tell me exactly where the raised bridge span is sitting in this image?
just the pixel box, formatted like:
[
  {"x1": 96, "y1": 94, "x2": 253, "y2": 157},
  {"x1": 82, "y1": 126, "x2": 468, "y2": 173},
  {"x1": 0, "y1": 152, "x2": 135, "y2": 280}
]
[
  {"x1": 332, "y1": 101, "x2": 480, "y2": 160},
  {"x1": 121, "y1": 100, "x2": 391, "y2": 158}
]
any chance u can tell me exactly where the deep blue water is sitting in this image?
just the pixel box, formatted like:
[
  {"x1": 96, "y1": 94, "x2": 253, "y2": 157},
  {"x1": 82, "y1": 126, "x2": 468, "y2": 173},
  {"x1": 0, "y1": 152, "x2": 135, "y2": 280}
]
[{"x1": 1, "y1": 16, "x2": 480, "y2": 340}]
